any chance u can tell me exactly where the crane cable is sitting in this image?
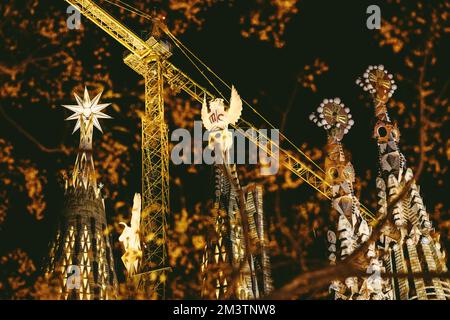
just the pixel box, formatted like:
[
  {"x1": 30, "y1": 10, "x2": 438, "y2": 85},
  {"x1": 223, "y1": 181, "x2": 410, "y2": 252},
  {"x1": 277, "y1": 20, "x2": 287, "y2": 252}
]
[
  {"x1": 100, "y1": 0, "x2": 326, "y2": 175},
  {"x1": 100, "y1": 0, "x2": 375, "y2": 219},
  {"x1": 165, "y1": 32, "x2": 228, "y2": 101},
  {"x1": 101, "y1": 0, "x2": 151, "y2": 19},
  {"x1": 164, "y1": 35, "x2": 375, "y2": 217},
  {"x1": 166, "y1": 29, "x2": 326, "y2": 174},
  {"x1": 100, "y1": 2, "x2": 226, "y2": 100}
]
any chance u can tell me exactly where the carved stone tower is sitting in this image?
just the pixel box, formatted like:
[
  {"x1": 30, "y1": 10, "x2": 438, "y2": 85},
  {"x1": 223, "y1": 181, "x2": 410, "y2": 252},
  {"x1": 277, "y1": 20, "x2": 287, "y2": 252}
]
[
  {"x1": 199, "y1": 91, "x2": 272, "y2": 299},
  {"x1": 200, "y1": 163, "x2": 272, "y2": 299},
  {"x1": 310, "y1": 98, "x2": 391, "y2": 300},
  {"x1": 45, "y1": 88, "x2": 118, "y2": 300},
  {"x1": 357, "y1": 65, "x2": 450, "y2": 300}
]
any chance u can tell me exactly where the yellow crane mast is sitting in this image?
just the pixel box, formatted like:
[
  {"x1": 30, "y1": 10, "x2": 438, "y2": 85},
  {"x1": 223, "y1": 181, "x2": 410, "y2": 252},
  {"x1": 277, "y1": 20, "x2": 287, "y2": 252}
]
[
  {"x1": 64, "y1": 0, "x2": 375, "y2": 299},
  {"x1": 64, "y1": 0, "x2": 172, "y2": 299}
]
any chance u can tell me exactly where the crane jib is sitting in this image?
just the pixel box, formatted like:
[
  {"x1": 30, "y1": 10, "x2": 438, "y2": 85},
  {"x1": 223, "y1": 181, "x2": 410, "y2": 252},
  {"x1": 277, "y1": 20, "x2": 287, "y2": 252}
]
[{"x1": 63, "y1": 0, "x2": 376, "y2": 225}]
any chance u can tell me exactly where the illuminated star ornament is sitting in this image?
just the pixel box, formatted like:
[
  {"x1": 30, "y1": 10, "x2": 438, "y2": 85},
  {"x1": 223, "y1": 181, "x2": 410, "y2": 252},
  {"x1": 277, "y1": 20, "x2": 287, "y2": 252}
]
[
  {"x1": 63, "y1": 87, "x2": 112, "y2": 134},
  {"x1": 62, "y1": 87, "x2": 112, "y2": 190}
]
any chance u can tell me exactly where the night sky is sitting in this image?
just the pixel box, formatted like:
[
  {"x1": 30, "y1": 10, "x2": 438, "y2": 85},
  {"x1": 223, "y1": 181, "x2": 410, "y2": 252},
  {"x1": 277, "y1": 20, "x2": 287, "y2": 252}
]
[{"x1": 0, "y1": 0, "x2": 448, "y2": 298}]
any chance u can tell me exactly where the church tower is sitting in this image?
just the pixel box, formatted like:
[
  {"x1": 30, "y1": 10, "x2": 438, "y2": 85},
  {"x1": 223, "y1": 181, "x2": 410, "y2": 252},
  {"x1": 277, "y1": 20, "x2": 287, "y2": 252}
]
[
  {"x1": 45, "y1": 87, "x2": 118, "y2": 300},
  {"x1": 200, "y1": 163, "x2": 272, "y2": 299},
  {"x1": 199, "y1": 90, "x2": 273, "y2": 299},
  {"x1": 357, "y1": 65, "x2": 450, "y2": 300},
  {"x1": 310, "y1": 98, "x2": 391, "y2": 300}
]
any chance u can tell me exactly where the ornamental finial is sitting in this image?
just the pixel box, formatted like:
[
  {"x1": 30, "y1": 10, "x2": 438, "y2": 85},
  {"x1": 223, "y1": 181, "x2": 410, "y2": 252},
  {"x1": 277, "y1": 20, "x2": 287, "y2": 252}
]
[
  {"x1": 61, "y1": 87, "x2": 112, "y2": 191},
  {"x1": 309, "y1": 97, "x2": 354, "y2": 142},
  {"x1": 62, "y1": 86, "x2": 112, "y2": 134},
  {"x1": 356, "y1": 65, "x2": 396, "y2": 106}
]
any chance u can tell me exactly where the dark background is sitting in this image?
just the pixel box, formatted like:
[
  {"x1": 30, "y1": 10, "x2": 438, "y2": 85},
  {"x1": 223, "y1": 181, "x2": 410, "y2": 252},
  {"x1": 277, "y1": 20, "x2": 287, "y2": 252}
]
[{"x1": 0, "y1": 0, "x2": 448, "y2": 298}]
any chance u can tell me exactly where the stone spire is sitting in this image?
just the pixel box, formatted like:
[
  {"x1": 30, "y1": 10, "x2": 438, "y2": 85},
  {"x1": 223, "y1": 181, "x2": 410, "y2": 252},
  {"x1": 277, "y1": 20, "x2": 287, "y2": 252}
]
[
  {"x1": 45, "y1": 87, "x2": 118, "y2": 300},
  {"x1": 310, "y1": 98, "x2": 391, "y2": 300},
  {"x1": 200, "y1": 91, "x2": 272, "y2": 300},
  {"x1": 357, "y1": 65, "x2": 450, "y2": 300}
]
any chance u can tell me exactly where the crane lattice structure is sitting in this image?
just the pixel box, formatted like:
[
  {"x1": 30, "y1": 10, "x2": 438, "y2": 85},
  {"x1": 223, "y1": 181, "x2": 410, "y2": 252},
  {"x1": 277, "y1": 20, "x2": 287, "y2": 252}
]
[{"x1": 64, "y1": 0, "x2": 376, "y2": 299}]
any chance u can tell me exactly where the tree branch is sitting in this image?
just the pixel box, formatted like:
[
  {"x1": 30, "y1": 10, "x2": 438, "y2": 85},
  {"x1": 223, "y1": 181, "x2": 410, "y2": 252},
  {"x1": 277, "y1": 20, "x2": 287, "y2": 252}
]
[{"x1": 0, "y1": 106, "x2": 68, "y2": 154}]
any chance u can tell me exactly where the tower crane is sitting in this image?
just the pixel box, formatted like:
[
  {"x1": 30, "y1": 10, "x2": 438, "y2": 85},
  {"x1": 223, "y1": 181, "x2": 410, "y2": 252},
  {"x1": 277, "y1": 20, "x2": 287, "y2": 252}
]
[{"x1": 64, "y1": 0, "x2": 375, "y2": 299}]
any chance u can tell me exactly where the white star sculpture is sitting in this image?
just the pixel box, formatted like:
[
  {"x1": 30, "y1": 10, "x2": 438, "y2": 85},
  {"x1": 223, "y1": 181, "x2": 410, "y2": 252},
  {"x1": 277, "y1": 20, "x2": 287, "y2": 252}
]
[{"x1": 62, "y1": 87, "x2": 112, "y2": 134}]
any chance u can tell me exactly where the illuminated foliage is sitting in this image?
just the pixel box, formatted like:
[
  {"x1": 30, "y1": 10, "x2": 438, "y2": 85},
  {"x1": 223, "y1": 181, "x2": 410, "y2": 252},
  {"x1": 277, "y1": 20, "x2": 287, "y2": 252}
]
[
  {"x1": 240, "y1": 0, "x2": 300, "y2": 48},
  {"x1": 0, "y1": 0, "x2": 448, "y2": 300}
]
